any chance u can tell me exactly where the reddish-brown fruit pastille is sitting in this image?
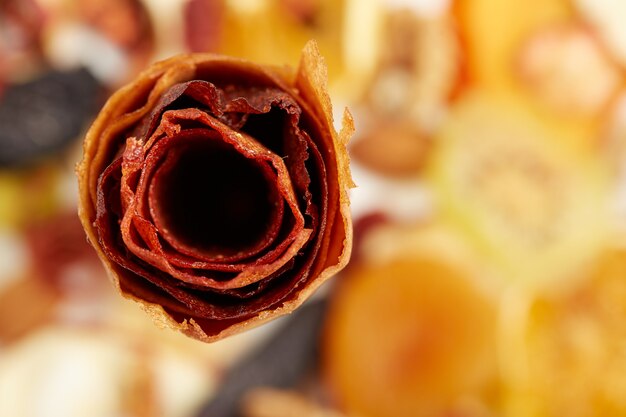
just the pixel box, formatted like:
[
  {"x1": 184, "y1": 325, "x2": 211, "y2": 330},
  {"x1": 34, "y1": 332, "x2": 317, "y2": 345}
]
[{"x1": 77, "y1": 41, "x2": 353, "y2": 342}]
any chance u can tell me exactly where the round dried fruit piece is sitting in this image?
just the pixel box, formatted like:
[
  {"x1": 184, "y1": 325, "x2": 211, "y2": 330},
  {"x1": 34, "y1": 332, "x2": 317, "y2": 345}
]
[
  {"x1": 0, "y1": 68, "x2": 102, "y2": 167},
  {"x1": 323, "y1": 223, "x2": 499, "y2": 417},
  {"x1": 428, "y1": 91, "x2": 612, "y2": 294},
  {"x1": 77, "y1": 41, "x2": 353, "y2": 342}
]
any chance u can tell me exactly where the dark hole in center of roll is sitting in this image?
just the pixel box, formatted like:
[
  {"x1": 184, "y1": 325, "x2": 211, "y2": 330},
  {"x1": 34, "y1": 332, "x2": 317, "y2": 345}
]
[{"x1": 156, "y1": 139, "x2": 274, "y2": 256}]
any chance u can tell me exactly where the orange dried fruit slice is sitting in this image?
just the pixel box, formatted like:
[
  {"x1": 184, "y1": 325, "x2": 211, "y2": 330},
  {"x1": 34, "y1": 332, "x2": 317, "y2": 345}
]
[{"x1": 323, "y1": 223, "x2": 499, "y2": 417}]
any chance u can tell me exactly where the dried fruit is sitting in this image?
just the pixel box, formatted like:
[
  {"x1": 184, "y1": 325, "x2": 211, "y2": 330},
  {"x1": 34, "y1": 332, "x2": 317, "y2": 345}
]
[
  {"x1": 77, "y1": 42, "x2": 353, "y2": 342},
  {"x1": 428, "y1": 92, "x2": 611, "y2": 292},
  {"x1": 324, "y1": 224, "x2": 498, "y2": 417}
]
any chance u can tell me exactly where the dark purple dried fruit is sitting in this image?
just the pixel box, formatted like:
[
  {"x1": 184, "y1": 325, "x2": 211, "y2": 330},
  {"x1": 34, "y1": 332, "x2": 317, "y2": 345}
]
[{"x1": 0, "y1": 68, "x2": 103, "y2": 167}]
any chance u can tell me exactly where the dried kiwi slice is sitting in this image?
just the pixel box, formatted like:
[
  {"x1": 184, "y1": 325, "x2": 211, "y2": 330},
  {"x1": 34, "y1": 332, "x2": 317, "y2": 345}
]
[{"x1": 428, "y1": 91, "x2": 612, "y2": 294}]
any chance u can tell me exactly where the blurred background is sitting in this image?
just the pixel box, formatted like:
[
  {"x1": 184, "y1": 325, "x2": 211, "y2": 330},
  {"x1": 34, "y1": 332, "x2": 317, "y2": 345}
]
[{"x1": 2, "y1": 0, "x2": 626, "y2": 416}]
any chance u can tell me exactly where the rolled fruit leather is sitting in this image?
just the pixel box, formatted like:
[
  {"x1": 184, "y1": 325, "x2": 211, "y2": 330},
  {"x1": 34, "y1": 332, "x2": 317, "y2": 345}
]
[{"x1": 77, "y1": 41, "x2": 354, "y2": 342}]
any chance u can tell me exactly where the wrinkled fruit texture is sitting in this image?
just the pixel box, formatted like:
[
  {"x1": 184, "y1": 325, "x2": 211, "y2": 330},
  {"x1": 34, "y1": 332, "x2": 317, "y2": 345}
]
[{"x1": 77, "y1": 41, "x2": 353, "y2": 342}]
